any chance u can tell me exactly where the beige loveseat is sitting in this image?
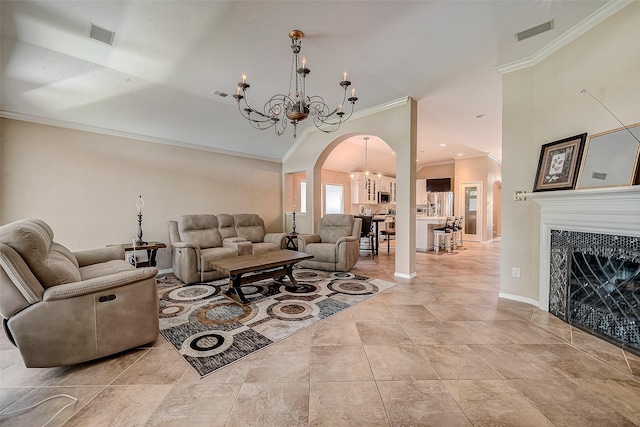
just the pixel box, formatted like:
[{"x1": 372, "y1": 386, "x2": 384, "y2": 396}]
[
  {"x1": 167, "y1": 214, "x2": 286, "y2": 284},
  {"x1": 297, "y1": 214, "x2": 361, "y2": 272},
  {"x1": 0, "y1": 219, "x2": 159, "y2": 368}
]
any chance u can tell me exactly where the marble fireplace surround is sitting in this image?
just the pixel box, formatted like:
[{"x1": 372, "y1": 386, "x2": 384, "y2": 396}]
[{"x1": 528, "y1": 186, "x2": 640, "y2": 312}]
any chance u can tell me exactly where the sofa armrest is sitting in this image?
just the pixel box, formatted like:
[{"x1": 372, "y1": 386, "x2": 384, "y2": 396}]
[
  {"x1": 296, "y1": 234, "x2": 320, "y2": 252},
  {"x1": 223, "y1": 238, "x2": 252, "y2": 255},
  {"x1": 43, "y1": 267, "x2": 158, "y2": 301},
  {"x1": 298, "y1": 234, "x2": 321, "y2": 244},
  {"x1": 171, "y1": 241, "x2": 200, "y2": 250},
  {"x1": 336, "y1": 236, "x2": 357, "y2": 245},
  {"x1": 74, "y1": 245, "x2": 125, "y2": 267},
  {"x1": 264, "y1": 232, "x2": 286, "y2": 247}
]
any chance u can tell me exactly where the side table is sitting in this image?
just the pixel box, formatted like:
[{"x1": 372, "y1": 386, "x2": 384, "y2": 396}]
[
  {"x1": 122, "y1": 241, "x2": 166, "y2": 267},
  {"x1": 285, "y1": 233, "x2": 298, "y2": 251}
]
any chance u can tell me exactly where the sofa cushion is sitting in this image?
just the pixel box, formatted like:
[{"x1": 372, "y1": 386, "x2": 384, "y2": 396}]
[
  {"x1": 216, "y1": 214, "x2": 237, "y2": 240},
  {"x1": 200, "y1": 247, "x2": 239, "y2": 272},
  {"x1": 0, "y1": 219, "x2": 81, "y2": 288},
  {"x1": 233, "y1": 214, "x2": 266, "y2": 243},
  {"x1": 178, "y1": 215, "x2": 222, "y2": 249},
  {"x1": 252, "y1": 242, "x2": 280, "y2": 254},
  {"x1": 302, "y1": 243, "x2": 337, "y2": 263},
  {"x1": 318, "y1": 215, "x2": 354, "y2": 244}
]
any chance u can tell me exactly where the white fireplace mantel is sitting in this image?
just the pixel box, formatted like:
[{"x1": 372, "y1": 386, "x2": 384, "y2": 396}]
[{"x1": 526, "y1": 186, "x2": 640, "y2": 311}]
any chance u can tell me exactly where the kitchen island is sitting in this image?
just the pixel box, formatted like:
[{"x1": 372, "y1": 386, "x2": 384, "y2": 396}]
[{"x1": 416, "y1": 215, "x2": 446, "y2": 252}]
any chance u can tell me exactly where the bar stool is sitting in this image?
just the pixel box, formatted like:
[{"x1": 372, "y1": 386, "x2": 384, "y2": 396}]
[
  {"x1": 452, "y1": 216, "x2": 464, "y2": 250},
  {"x1": 379, "y1": 228, "x2": 395, "y2": 255},
  {"x1": 433, "y1": 217, "x2": 454, "y2": 253},
  {"x1": 355, "y1": 215, "x2": 375, "y2": 259}
]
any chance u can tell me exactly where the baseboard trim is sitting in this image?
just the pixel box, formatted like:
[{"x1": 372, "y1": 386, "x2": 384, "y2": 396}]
[
  {"x1": 394, "y1": 271, "x2": 417, "y2": 280},
  {"x1": 498, "y1": 292, "x2": 540, "y2": 308}
]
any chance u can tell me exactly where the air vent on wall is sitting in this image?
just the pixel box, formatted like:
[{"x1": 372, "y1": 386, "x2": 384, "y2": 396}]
[
  {"x1": 516, "y1": 19, "x2": 554, "y2": 42},
  {"x1": 210, "y1": 90, "x2": 228, "y2": 98},
  {"x1": 89, "y1": 23, "x2": 115, "y2": 45}
]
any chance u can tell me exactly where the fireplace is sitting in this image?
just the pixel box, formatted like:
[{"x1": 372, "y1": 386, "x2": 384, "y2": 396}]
[
  {"x1": 549, "y1": 230, "x2": 640, "y2": 354},
  {"x1": 530, "y1": 186, "x2": 640, "y2": 354}
]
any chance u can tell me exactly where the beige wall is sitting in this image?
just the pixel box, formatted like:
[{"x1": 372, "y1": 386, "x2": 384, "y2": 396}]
[
  {"x1": 500, "y1": 2, "x2": 640, "y2": 303},
  {"x1": 417, "y1": 163, "x2": 455, "y2": 181},
  {"x1": 0, "y1": 119, "x2": 283, "y2": 270}
]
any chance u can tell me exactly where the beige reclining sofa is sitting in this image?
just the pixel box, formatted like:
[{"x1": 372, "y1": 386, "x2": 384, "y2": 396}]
[
  {"x1": 0, "y1": 219, "x2": 159, "y2": 368},
  {"x1": 167, "y1": 214, "x2": 286, "y2": 284}
]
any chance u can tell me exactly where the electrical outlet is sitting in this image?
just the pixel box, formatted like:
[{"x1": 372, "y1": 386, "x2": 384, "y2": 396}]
[{"x1": 512, "y1": 267, "x2": 521, "y2": 278}]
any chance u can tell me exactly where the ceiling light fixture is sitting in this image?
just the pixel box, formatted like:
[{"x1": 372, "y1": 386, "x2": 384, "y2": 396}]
[
  {"x1": 351, "y1": 137, "x2": 381, "y2": 181},
  {"x1": 233, "y1": 30, "x2": 358, "y2": 138}
]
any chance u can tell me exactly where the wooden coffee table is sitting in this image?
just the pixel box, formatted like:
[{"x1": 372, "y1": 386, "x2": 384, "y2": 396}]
[{"x1": 211, "y1": 250, "x2": 313, "y2": 304}]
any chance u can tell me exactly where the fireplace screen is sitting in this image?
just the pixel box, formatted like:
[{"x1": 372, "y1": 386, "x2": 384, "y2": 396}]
[
  {"x1": 568, "y1": 247, "x2": 639, "y2": 353},
  {"x1": 549, "y1": 230, "x2": 640, "y2": 356}
]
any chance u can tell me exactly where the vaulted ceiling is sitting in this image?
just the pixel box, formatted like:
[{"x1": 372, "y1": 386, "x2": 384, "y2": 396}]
[{"x1": 1, "y1": 1, "x2": 619, "y2": 174}]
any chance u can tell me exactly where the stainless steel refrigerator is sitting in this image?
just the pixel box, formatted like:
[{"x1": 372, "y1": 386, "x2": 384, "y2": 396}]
[{"x1": 426, "y1": 192, "x2": 454, "y2": 217}]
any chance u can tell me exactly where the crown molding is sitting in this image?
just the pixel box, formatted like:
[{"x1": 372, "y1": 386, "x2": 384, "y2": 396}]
[
  {"x1": 0, "y1": 110, "x2": 283, "y2": 163},
  {"x1": 282, "y1": 97, "x2": 411, "y2": 163},
  {"x1": 497, "y1": 0, "x2": 631, "y2": 75}
]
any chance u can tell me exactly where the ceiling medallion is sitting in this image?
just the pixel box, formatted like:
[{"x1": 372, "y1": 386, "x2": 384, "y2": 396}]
[{"x1": 233, "y1": 30, "x2": 358, "y2": 138}]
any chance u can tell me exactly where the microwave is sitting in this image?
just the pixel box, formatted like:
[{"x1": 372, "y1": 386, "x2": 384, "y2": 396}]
[{"x1": 377, "y1": 192, "x2": 390, "y2": 204}]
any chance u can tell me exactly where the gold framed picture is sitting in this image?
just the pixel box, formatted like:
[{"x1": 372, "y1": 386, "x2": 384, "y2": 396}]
[{"x1": 577, "y1": 123, "x2": 640, "y2": 189}]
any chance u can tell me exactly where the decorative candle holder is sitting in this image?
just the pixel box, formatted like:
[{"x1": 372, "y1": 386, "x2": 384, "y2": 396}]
[
  {"x1": 291, "y1": 211, "x2": 297, "y2": 236},
  {"x1": 291, "y1": 198, "x2": 298, "y2": 236},
  {"x1": 135, "y1": 195, "x2": 147, "y2": 246}
]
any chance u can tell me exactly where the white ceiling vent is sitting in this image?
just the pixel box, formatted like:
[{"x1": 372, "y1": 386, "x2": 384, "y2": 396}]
[
  {"x1": 516, "y1": 19, "x2": 554, "y2": 42},
  {"x1": 89, "y1": 23, "x2": 115, "y2": 45},
  {"x1": 210, "y1": 90, "x2": 228, "y2": 98}
]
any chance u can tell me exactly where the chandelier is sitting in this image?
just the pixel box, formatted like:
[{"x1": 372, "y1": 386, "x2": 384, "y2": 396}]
[
  {"x1": 351, "y1": 137, "x2": 382, "y2": 183},
  {"x1": 233, "y1": 30, "x2": 358, "y2": 138}
]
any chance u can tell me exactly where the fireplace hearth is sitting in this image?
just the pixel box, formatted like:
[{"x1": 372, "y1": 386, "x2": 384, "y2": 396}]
[{"x1": 549, "y1": 230, "x2": 640, "y2": 355}]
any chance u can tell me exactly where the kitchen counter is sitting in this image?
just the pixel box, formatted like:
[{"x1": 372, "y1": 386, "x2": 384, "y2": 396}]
[
  {"x1": 416, "y1": 215, "x2": 446, "y2": 223},
  {"x1": 416, "y1": 216, "x2": 446, "y2": 251}
]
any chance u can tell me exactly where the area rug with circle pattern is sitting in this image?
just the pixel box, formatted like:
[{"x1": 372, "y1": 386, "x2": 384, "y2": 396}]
[{"x1": 157, "y1": 269, "x2": 396, "y2": 377}]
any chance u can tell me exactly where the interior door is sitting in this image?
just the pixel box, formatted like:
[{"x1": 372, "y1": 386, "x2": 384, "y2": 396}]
[{"x1": 459, "y1": 181, "x2": 483, "y2": 242}]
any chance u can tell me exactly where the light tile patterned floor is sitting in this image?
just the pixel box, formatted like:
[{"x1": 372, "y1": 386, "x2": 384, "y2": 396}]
[{"x1": 1, "y1": 242, "x2": 639, "y2": 426}]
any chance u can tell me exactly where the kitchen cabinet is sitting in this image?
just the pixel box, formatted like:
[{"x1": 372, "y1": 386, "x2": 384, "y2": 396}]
[
  {"x1": 351, "y1": 172, "x2": 378, "y2": 204},
  {"x1": 378, "y1": 176, "x2": 389, "y2": 192},
  {"x1": 389, "y1": 179, "x2": 397, "y2": 203},
  {"x1": 352, "y1": 173, "x2": 397, "y2": 205},
  {"x1": 416, "y1": 179, "x2": 427, "y2": 204}
]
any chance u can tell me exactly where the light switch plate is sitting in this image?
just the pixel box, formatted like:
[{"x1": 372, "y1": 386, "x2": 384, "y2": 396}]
[{"x1": 514, "y1": 190, "x2": 527, "y2": 201}]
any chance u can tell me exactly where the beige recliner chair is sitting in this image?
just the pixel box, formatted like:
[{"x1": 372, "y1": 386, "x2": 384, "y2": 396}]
[
  {"x1": 297, "y1": 214, "x2": 362, "y2": 271},
  {"x1": 0, "y1": 219, "x2": 159, "y2": 368}
]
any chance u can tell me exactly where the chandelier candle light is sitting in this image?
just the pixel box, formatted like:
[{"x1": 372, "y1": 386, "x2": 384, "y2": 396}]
[
  {"x1": 233, "y1": 30, "x2": 358, "y2": 137},
  {"x1": 135, "y1": 195, "x2": 147, "y2": 246}
]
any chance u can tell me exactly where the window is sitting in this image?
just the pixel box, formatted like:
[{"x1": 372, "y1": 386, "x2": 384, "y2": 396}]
[
  {"x1": 325, "y1": 184, "x2": 343, "y2": 214},
  {"x1": 300, "y1": 181, "x2": 307, "y2": 213}
]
